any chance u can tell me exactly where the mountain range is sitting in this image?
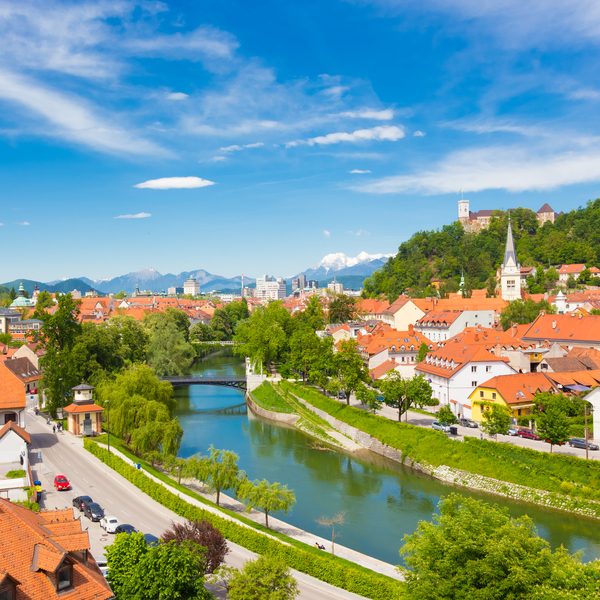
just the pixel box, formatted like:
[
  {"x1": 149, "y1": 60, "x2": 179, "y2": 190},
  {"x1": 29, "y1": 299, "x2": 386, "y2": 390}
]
[{"x1": 296, "y1": 251, "x2": 393, "y2": 280}]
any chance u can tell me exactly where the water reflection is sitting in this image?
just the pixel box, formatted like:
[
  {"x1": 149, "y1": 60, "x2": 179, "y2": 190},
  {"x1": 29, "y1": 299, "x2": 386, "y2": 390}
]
[{"x1": 173, "y1": 351, "x2": 600, "y2": 565}]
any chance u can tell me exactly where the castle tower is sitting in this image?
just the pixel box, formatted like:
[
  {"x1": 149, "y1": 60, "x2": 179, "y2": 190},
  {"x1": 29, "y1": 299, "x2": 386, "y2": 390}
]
[
  {"x1": 500, "y1": 215, "x2": 521, "y2": 301},
  {"x1": 458, "y1": 198, "x2": 470, "y2": 225}
]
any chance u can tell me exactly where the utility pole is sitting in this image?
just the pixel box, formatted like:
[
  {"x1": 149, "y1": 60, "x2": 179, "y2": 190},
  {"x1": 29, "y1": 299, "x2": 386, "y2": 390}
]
[
  {"x1": 107, "y1": 399, "x2": 110, "y2": 456},
  {"x1": 585, "y1": 402, "x2": 589, "y2": 461},
  {"x1": 59, "y1": 378, "x2": 63, "y2": 424}
]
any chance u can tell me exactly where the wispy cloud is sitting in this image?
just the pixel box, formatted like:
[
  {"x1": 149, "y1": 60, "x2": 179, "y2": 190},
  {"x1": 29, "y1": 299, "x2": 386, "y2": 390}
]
[
  {"x1": 349, "y1": 169, "x2": 372, "y2": 173},
  {"x1": 351, "y1": 145, "x2": 600, "y2": 195},
  {"x1": 286, "y1": 125, "x2": 405, "y2": 148},
  {"x1": 356, "y1": 229, "x2": 370, "y2": 235},
  {"x1": 220, "y1": 142, "x2": 264, "y2": 152},
  {"x1": 16, "y1": 221, "x2": 30, "y2": 226},
  {"x1": 208, "y1": 156, "x2": 227, "y2": 162},
  {"x1": 114, "y1": 212, "x2": 151, "y2": 219},
  {"x1": 134, "y1": 177, "x2": 216, "y2": 190},
  {"x1": 166, "y1": 92, "x2": 189, "y2": 100},
  {"x1": 340, "y1": 109, "x2": 394, "y2": 120},
  {"x1": 323, "y1": 229, "x2": 331, "y2": 237},
  {"x1": 413, "y1": 130, "x2": 426, "y2": 137}
]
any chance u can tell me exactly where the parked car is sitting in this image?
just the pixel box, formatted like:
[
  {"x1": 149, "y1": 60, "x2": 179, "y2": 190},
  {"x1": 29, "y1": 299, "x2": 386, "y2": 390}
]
[
  {"x1": 143, "y1": 533, "x2": 161, "y2": 546},
  {"x1": 517, "y1": 428, "x2": 540, "y2": 440},
  {"x1": 507, "y1": 427, "x2": 519, "y2": 436},
  {"x1": 53, "y1": 475, "x2": 71, "y2": 491},
  {"x1": 95, "y1": 557, "x2": 109, "y2": 579},
  {"x1": 459, "y1": 418, "x2": 478, "y2": 428},
  {"x1": 73, "y1": 495, "x2": 93, "y2": 511},
  {"x1": 83, "y1": 502, "x2": 104, "y2": 522},
  {"x1": 569, "y1": 438, "x2": 600, "y2": 451},
  {"x1": 115, "y1": 524, "x2": 138, "y2": 535},
  {"x1": 100, "y1": 515, "x2": 120, "y2": 533},
  {"x1": 432, "y1": 420, "x2": 451, "y2": 433}
]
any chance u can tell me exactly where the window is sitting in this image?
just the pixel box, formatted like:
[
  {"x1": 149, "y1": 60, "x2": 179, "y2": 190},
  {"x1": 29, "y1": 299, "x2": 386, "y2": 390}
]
[
  {"x1": 3, "y1": 413, "x2": 17, "y2": 425},
  {"x1": 507, "y1": 280, "x2": 515, "y2": 290},
  {"x1": 472, "y1": 381, "x2": 477, "y2": 387},
  {"x1": 0, "y1": 588, "x2": 15, "y2": 600},
  {"x1": 492, "y1": 393, "x2": 496, "y2": 399},
  {"x1": 471, "y1": 366, "x2": 477, "y2": 372},
  {"x1": 480, "y1": 391, "x2": 484, "y2": 397},
  {"x1": 486, "y1": 366, "x2": 492, "y2": 372},
  {"x1": 57, "y1": 565, "x2": 72, "y2": 591},
  {"x1": 85, "y1": 413, "x2": 90, "y2": 420}
]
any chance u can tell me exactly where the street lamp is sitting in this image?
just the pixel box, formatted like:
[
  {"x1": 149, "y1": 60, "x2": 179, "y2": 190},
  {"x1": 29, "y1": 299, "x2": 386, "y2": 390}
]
[
  {"x1": 59, "y1": 378, "x2": 63, "y2": 424},
  {"x1": 106, "y1": 399, "x2": 110, "y2": 456}
]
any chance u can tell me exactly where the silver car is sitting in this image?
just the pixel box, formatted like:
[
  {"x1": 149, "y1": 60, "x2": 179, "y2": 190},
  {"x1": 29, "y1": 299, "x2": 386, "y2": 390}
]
[
  {"x1": 432, "y1": 420, "x2": 451, "y2": 433},
  {"x1": 100, "y1": 515, "x2": 120, "y2": 533}
]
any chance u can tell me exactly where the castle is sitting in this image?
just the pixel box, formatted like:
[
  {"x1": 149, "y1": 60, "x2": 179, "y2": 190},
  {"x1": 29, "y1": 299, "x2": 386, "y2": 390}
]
[{"x1": 458, "y1": 199, "x2": 562, "y2": 232}]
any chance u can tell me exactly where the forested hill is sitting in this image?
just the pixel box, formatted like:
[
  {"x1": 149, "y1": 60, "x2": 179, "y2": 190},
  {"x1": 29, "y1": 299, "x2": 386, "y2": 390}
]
[{"x1": 363, "y1": 199, "x2": 600, "y2": 302}]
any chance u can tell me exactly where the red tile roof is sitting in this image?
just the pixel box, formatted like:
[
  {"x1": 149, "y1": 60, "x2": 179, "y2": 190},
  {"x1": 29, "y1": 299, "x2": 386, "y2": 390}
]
[
  {"x1": 0, "y1": 421, "x2": 31, "y2": 444},
  {"x1": 63, "y1": 403, "x2": 104, "y2": 414},
  {"x1": 521, "y1": 313, "x2": 600, "y2": 344},
  {"x1": 558, "y1": 264, "x2": 586, "y2": 274},
  {"x1": 473, "y1": 372, "x2": 557, "y2": 405}
]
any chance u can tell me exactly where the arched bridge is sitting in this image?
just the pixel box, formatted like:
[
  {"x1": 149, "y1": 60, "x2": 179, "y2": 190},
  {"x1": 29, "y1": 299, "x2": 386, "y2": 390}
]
[{"x1": 160, "y1": 376, "x2": 247, "y2": 390}]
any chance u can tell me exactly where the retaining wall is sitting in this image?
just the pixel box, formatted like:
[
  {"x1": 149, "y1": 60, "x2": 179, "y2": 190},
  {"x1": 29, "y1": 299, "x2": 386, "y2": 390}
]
[{"x1": 246, "y1": 393, "x2": 301, "y2": 426}]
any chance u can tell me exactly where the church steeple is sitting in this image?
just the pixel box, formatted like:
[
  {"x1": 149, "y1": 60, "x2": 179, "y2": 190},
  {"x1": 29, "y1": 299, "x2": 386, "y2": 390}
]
[
  {"x1": 503, "y1": 214, "x2": 518, "y2": 268},
  {"x1": 500, "y1": 213, "x2": 521, "y2": 301}
]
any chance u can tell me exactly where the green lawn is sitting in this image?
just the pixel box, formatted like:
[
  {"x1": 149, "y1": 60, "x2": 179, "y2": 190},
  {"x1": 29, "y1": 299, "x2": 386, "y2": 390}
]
[{"x1": 251, "y1": 381, "x2": 297, "y2": 413}]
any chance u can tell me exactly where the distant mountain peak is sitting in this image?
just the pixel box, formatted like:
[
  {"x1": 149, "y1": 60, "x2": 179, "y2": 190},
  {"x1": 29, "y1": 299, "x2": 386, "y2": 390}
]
[{"x1": 310, "y1": 251, "x2": 393, "y2": 274}]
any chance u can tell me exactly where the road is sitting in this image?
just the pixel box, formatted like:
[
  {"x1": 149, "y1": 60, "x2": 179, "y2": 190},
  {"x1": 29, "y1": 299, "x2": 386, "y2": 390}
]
[{"x1": 26, "y1": 411, "x2": 367, "y2": 600}]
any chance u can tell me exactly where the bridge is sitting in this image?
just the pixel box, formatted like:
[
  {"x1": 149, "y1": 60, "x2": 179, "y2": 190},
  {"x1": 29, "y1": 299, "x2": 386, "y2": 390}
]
[{"x1": 160, "y1": 376, "x2": 247, "y2": 390}]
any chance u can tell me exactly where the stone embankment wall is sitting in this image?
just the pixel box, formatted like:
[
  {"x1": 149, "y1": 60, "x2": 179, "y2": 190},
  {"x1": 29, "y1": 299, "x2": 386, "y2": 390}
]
[
  {"x1": 293, "y1": 394, "x2": 600, "y2": 519},
  {"x1": 246, "y1": 393, "x2": 301, "y2": 426}
]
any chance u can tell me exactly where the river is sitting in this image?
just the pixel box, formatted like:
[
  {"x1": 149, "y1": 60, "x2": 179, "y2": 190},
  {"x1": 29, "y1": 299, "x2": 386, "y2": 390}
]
[{"x1": 173, "y1": 351, "x2": 600, "y2": 566}]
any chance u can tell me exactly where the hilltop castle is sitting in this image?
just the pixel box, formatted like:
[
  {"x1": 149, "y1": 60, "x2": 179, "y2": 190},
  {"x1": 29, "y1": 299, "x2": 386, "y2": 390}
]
[{"x1": 458, "y1": 198, "x2": 562, "y2": 233}]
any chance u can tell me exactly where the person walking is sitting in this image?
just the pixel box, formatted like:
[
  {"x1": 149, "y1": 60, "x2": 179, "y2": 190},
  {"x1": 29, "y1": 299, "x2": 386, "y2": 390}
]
[{"x1": 53, "y1": 425, "x2": 56, "y2": 434}]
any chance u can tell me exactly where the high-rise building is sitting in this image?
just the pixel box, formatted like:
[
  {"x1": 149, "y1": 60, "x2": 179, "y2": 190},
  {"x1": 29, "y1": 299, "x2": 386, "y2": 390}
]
[
  {"x1": 256, "y1": 275, "x2": 287, "y2": 300},
  {"x1": 291, "y1": 278, "x2": 300, "y2": 292},
  {"x1": 327, "y1": 281, "x2": 343, "y2": 294},
  {"x1": 307, "y1": 280, "x2": 319, "y2": 289},
  {"x1": 184, "y1": 277, "x2": 200, "y2": 296}
]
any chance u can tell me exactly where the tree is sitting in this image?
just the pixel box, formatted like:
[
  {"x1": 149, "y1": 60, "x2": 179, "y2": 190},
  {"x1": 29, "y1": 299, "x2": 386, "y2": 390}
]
[
  {"x1": 332, "y1": 338, "x2": 368, "y2": 405},
  {"x1": 288, "y1": 326, "x2": 326, "y2": 384},
  {"x1": 146, "y1": 320, "x2": 195, "y2": 376},
  {"x1": 379, "y1": 371, "x2": 437, "y2": 422},
  {"x1": 500, "y1": 298, "x2": 556, "y2": 330},
  {"x1": 316, "y1": 512, "x2": 345, "y2": 557},
  {"x1": 195, "y1": 446, "x2": 241, "y2": 506},
  {"x1": 114, "y1": 290, "x2": 127, "y2": 299},
  {"x1": 224, "y1": 299, "x2": 250, "y2": 330},
  {"x1": 166, "y1": 456, "x2": 193, "y2": 484},
  {"x1": 238, "y1": 478, "x2": 296, "y2": 529},
  {"x1": 400, "y1": 494, "x2": 555, "y2": 600},
  {"x1": 210, "y1": 307, "x2": 233, "y2": 340},
  {"x1": 328, "y1": 293, "x2": 360, "y2": 323},
  {"x1": 107, "y1": 533, "x2": 211, "y2": 600},
  {"x1": 302, "y1": 294, "x2": 326, "y2": 330},
  {"x1": 190, "y1": 323, "x2": 215, "y2": 341},
  {"x1": 107, "y1": 314, "x2": 149, "y2": 363},
  {"x1": 8, "y1": 287, "x2": 16, "y2": 301},
  {"x1": 162, "y1": 518, "x2": 229, "y2": 574},
  {"x1": 355, "y1": 383, "x2": 382, "y2": 413},
  {"x1": 415, "y1": 342, "x2": 429, "y2": 363},
  {"x1": 33, "y1": 290, "x2": 54, "y2": 312},
  {"x1": 437, "y1": 405, "x2": 457, "y2": 425},
  {"x1": 534, "y1": 392, "x2": 571, "y2": 452},
  {"x1": 566, "y1": 274, "x2": 577, "y2": 289},
  {"x1": 227, "y1": 555, "x2": 299, "y2": 600},
  {"x1": 477, "y1": 401, "x2": 512, "y2": 440}
]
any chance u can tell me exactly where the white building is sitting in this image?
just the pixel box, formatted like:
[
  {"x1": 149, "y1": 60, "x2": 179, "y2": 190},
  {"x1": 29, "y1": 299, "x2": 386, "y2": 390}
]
[
  {"x1": 256, "y1": 275, "x2": 287, "y2": 301},
  {"x1": 184, "y1": 277, "x2": 201, "y2": 296},
  {"x1": 500, "y1": 217, "x2": 521, "y2": 301},
  {"x1": 327, "y1": 281, "x2": 344, "y2": 294},
  {"x1": 414, "y1": 309, "x2": 494, "y2": 343}
]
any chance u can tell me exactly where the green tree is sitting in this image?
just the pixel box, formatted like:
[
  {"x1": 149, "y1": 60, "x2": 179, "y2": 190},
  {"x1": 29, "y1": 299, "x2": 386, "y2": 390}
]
[
  {"x1": 545, "y1": 266, "x2": 559, "y2": 290},
  {"x1": 288, "y1": 326, "x2": 326, "y2": 384},
  {"x1": 224, "y1": 299, "x2": 250, "y2": 330},
  {"x1": 146, "y1": 320, "x2": 195, "y2": 376},
  {"x1": 328, "y1": 293, "x2": 360, "y2": 323},
  {"x1": 114, "y1": 290, "x2": 127, "y2": 299},
  {"x1": 500, "y1": 298, "x2": 556, "y2": 330},
  {"x1": 238, "y1": 478, "x2": 296, "y2": 529},
  {"x1": 195, "y1": 446, "x2": 241, "y2": 506},
  {"x1": 298, "y1": 294, "x2": 326, "y2": 331},
  {"x1": 190, "y1": 323, "x2": 215, "y2": 341},
  {"x1": 33, "y1": 290, "x2": 54, "y2": 312},
  {"x1": 355, "y1": 383, "x2": 382, "y2": 412},
  {"x1": 210, "y1": 307, "x2": 233, "y2": 340},
  {"x1": 477, "y1": 401, "x2": 512, "y2": 440},
  {"x1": 534, "y1": 392, "x2": 571, "y2": 452},
  {"x1": 566, "y1": 274, "x2": 577, "y2": 289},
  {"x1": 400, "y1": 494, "x2": 555, "y2": 600},
  {"x1": 378, "y1": 370, "x2": 408, "y2": 421},
  {"x1": 107, "y1": 314, "x2": 149, "y2": 363},
  {"x1": 8, "y1": 286, "x2": 16, "y2": 301},
  {"x1": 332, "y1": 338, "x2": 368, "y2": 405},
  {"x1": 415, "y1": 342, "x2": 429, "y2": 363},
  {"x1": 437, "y1": 405, "x2": 458, "y2": 425},
  {"x1": 227, "y1": 555, "x2": 299, "y2": 600}
]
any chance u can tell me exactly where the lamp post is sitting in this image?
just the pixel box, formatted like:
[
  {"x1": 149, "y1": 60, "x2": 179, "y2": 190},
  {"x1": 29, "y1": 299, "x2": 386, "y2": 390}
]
[
  {"x1": 59, "y1": 378, "x2": 63, "y2": 423},
  {"x1": 106, "y1": 399, "x2": 110, "y2": 456}
]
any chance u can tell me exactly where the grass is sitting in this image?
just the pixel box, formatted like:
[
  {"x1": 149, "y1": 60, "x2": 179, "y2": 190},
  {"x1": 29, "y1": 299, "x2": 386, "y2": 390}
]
[
  {"x1": 92, "y1": 433, "x2": 397, "y2": 583},
  {"x1": 281, "y1": 381, "x2": 600, "y2": 503},
  {"x1": 251, "y1": 382, "x2": 297, "y2": 414},
  {"x1": 5, "y1": 470, "x2": 25, "y2": 479}
]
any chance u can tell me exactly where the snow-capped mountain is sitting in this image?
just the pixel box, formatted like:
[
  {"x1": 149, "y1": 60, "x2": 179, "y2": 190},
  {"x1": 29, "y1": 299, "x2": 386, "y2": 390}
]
[{"x1": 297, "y1": 251, "x2": 393, "y2": 280}]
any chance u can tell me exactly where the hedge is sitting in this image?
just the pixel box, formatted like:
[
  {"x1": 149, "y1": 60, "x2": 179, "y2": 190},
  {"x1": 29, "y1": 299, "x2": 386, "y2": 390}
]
[{"x1": 84, "y1": 439, "x2": 405, "y2": 600}]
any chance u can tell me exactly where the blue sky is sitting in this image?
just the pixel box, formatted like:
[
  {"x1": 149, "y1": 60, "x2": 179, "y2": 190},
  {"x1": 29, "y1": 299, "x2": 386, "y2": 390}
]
[{"x1": 2, "y1": 0, "x2": 600, "y2": 282}]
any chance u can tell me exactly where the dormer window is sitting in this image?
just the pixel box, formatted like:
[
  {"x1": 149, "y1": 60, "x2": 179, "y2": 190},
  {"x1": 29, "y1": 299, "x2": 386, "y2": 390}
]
[
  {"x1": 0, "y1": 586, "x2": 15, "y2": 600},
  {"x1": 57, "y1": 565, "x2": 73, "y2": 592}
]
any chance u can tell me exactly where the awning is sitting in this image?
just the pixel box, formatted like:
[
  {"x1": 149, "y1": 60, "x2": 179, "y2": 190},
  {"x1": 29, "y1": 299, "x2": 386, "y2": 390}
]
[{"x1": 563, "y1": 384, "x2": 592, "y2": 393}]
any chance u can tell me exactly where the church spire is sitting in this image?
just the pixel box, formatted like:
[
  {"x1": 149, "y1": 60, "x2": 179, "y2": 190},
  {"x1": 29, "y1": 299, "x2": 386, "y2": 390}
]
[{"x1": 503, "y1": 212, "x2": 518, "y2": 268}]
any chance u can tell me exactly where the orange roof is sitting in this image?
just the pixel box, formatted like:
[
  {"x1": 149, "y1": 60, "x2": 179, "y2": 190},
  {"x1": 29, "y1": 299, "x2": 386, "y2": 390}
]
[
  {"x1": 544, "y1": 370, "x2": 600, "y2": 388},
  {"x1": 0, "y1": 362, "x2": 27, "y2": 410},
  {"x1": 440, "y1": 327, "x2": 534, "y2": 350},
  {"x1": 521, "y1": 313, "x2": 600, "y2": 344},
  {"x1": 416, "y1": 310, "x2": 462, "y2": 326},
  {"x1": 0, "y1": 499, "x2": 112, "y2": 600},
  {"x1": 559, "y1": 264, "x2": 586, "y2": 274},
  {"x1": 358, "y1": 328, "x2": 434, "y2": 356},
  {"x1": 369, "y1": 359, "x2": 398, "y2": 380},
  {"x1": 358, "y1": 298, "x2": 390, "y2": 314},
  {"x1": 0, "y1": 421, "x2": 31, "y2": 444},
  {"x1": 63, "y1": 403, "x2": 104, "y2": 414},
  {"x1": 472, "y1": 372, "x2": 557, "y2": 405}
]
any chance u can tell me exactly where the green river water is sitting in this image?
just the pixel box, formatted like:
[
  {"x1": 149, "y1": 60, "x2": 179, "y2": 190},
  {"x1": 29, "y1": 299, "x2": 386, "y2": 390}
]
[{"x1": 173, "y1": 351, "x2": 600, "y2": 567}]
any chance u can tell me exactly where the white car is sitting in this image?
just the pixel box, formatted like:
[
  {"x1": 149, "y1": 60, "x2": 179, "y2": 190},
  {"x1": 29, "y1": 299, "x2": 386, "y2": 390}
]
[{"x1": 100, "y1": 515, "x2": 119, "y2": 533}]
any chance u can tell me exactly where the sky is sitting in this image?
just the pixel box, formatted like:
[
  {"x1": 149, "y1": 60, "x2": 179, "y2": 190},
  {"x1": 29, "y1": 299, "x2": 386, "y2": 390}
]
[{"x1": 2, "y1": 0, "x2": 600, "y2": 282}]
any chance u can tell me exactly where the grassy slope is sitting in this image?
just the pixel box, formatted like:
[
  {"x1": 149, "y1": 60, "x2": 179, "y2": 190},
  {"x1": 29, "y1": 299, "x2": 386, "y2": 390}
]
[{"x1": 251, "y1": 381, "x2": 297, "y2": 413}]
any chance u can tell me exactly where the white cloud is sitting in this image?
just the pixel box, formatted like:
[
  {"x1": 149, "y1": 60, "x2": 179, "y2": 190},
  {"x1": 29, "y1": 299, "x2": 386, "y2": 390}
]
[
  {"x1": 286, "y1": 125, "x2": 405, "y2": 148},
  {"x1": 340, "y1": 109, "x2": 394, "y2": 120},
  {"x1": 220, "y1": 142, "x2": 264, "y2": 152},
  {"x1": 0, "y1": 223, "x2": 3, "y2": 226},
  {"x1": 349, "y1": 169, "x2": 372, "y2": 173},
  {"x1": 209, "y1": 156, "x2": 227, "y2": 162},
  {"x1": 356, "y1": 229, "x2": 370, "y2": 236},
  {"x1": 323, "y1": 230, "x2": 331, "y2": 237},
  {"x1": 114, "y1": 212, "x2": 152, "y2": 219},
  {"x1": 413, "y1": 130, "x2": 426, "y2": 137},
  {"x1": 134, "y1": 177, "x2": 216, "y2": 190},
  {"x1": 16, "y1": 221, "x2": 30, "y2": 226},
  {"x1": 166, "y1": 92, "x2": 189, "y2": 100},
  {"x1": 351, "y1": 145, "x2": 600, "y2": 195}
]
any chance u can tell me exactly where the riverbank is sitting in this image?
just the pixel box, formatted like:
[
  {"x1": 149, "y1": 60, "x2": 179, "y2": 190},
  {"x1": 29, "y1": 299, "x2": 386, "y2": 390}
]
[{"x1": 279, "y1": 381, "x2": 600, "y2": 520}]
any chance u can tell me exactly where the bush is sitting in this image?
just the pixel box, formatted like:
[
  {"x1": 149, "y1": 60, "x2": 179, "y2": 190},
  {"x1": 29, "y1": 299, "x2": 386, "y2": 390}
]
[
  {"x1": 6, "y1": 470, "x2": 25, "y2": 479},
  {"x1": 517, "y1": 416, "x2": 532, "y2": 427},
  {"x1": 84, "y1": 439, "x2": 404, "y2": 600}
]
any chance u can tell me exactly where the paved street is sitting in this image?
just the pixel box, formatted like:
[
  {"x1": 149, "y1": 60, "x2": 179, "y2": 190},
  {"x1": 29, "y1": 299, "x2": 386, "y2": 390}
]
[{"x1": 26, "y1": 411, "x2": 368, "y2": 600}]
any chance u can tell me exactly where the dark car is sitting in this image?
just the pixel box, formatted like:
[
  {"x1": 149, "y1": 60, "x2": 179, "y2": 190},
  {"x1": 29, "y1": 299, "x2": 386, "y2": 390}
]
[
  {"x1": 115, "y1": 524, "x2": 138, "y2": 535},
  {"x1": 569, "y1": 438, "x2": 600, "y2": 451},
  {"x1": 144, "y1": 534, "x2": 161, "y2": 546},
  {"x1": 517, "y1": 428, "x2": 540, "y2": 440},
  {"x1": 73, "y1": 496, "x2": 93, "y2": 512},
  {"x1": 83, "y1": 502, "x2": 104, "y2": 522}
]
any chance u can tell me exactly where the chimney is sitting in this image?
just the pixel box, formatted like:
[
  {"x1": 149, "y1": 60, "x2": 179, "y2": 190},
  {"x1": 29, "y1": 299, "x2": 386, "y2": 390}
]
[
  {"x1": 408, "y1": 324, "x2": 414, "y2": 335},
  {"x1": 540, "y1": 310, "x2": 546, "y2": 317},
  {"x1": 579, "y1": 313, "x2": 583, "y2": 319},
  {"x1": 552, "y1": 320, "x2": 556, "y2": 329},
  {"x1": 474, "y1": 333, "x2": 479, "y2": 341}
]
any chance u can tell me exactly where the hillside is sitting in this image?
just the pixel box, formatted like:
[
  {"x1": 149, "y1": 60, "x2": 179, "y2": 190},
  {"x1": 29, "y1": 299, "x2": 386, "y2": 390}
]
[
  {"x1": 363, "y1": 199, "x2": 600, "y2": 302},
  {"x1": 0, "y1": 278, "x2": 104, "y2": 296}
]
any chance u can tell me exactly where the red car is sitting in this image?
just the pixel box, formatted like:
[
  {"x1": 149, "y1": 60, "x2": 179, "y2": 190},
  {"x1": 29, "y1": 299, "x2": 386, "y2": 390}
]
[
  {"x1": 517, "y1": 429, "x2": 540, "y2": 440},
  {"x1": 53, "y1": 475, "x2": 71, "y2": 491}
]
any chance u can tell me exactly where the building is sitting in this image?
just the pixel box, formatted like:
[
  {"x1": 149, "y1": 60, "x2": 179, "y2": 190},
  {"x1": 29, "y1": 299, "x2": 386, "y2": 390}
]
[
  {"x1": 415, "y1": 343, "x2": 516, "y2": 418},
  {"x1": 414, "y1": 310, "x2": 494, "y2": 342},
  {"x1": 0, "y1": 307, "x2": 20, "y2": 334},
  {"x1": 168, "y1": 286, "x2": 184, "y2": 295},
  {"x1": 521, "y1": 313, "x2": 600, "y2": 350},
  {"x1": 0, "y1": 421, "x2": 31, "y2": 501},
  {"x1": 499, "y1": 216, "x2": 521, "y2": 301},
  {"x1": 307, "y1": 280, "x2": 319, "y2": 289},
  {"x1": 558, "y1": 264, "x2": 587, "y2": 284},
  {"x1": 0, "y1": 498, "x2": 113, "y2": 600},
  {"x1": 8, "y1": 319, "x2": 43, "y2": 343},
  {"x1": 256, "y1": 275, "x2": 287, "y2": 300},
  {"x1": 0, "y1": 358, "x2": 42, "y2": 427},
  {"x1": 63, "y1": 384, "x2": 105, "y2": 437},
  {"x1": 291, "y1": 278, "x2": 300, "y2": 292},
  {"x1": 183, "y1": 277, "x2": 200, "y2": 296},
  {"x1": 9, "y1": 283, "x2": 35, "y2": 310},
  {"x1": 537, "y1": 203, "x2": 559, "y2": 225},
  {"x1": 327, "y1": 281, "x2": 344, "y2": 294}
]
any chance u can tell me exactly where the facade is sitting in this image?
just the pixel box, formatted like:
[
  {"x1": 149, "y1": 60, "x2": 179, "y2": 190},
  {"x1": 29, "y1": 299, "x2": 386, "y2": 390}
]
[
  {"x1": 0, "y1": 358, "x2": 42, "y2": 428},
  {"x1": 458, "y1": 199, "x2": 561, "y2": 231},
  {"x1": 558, "y1": 263, "x2": 586, "y2": 283},
  {"x1": 256, "y1": 275, "x2": 287, "y2": 300},
  {"x1": 0, "y1": 498, "x2": 113, "y2": 600},
  {"x1": 414, "y1": 310, "x2": 494, "y2": 342},
  {"x1": 0, "y1": 307, "x2": 20, "y2": 334},
  {"x1": 328, "y1": 281, "x2": 344, "y2": 294},
  {"x1": 63, "y1": 384, "x2": 104, "y2": 437},
  {"x1": 183, "y1": 277, "x2": 200, "y2": 296},
  {"x1": 499, "y1": 217, "x2": 521, "y2": 301},
  {"x1": 167, "y1": 286, "x2": 184, "y2": 295},
  {"x1": 8, "y1": 319, "x2": 43, "y2": 343}
]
